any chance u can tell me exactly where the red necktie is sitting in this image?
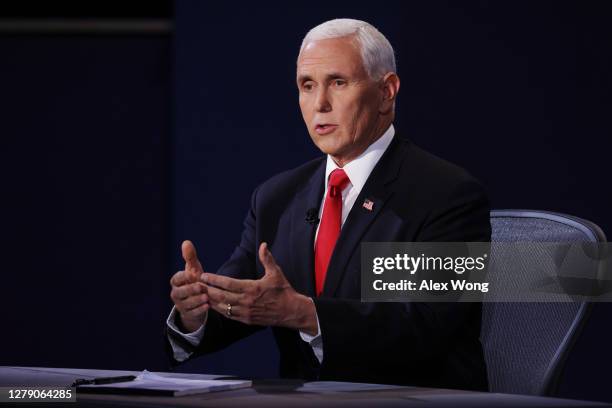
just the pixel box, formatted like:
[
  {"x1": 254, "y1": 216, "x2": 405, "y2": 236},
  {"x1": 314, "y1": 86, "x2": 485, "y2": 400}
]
[{"x1": 315, "y1": 169, "x2": 351, "y2": 296}]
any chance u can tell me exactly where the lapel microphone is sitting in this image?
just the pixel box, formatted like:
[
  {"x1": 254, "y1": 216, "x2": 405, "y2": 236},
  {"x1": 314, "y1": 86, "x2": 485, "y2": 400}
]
[{"x1": 305, "y1": 208, "x2": 320, "y2": 226}]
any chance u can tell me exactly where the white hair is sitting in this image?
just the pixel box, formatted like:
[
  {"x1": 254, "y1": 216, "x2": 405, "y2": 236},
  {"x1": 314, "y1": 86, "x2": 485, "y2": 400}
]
[{"x1": 299, "y1": 18, "x2": 396, "y2": 80}]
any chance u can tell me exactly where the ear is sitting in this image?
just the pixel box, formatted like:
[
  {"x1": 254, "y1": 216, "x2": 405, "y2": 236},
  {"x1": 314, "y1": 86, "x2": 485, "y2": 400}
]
[{"x1": 378, "y1": 72, "x2": 400, "y2": 115}]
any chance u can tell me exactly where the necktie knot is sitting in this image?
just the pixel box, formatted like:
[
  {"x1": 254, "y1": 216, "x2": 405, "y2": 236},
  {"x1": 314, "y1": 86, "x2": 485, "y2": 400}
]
[{"x1": 328, "y1": 169, "x2": 350, "y2": 198}]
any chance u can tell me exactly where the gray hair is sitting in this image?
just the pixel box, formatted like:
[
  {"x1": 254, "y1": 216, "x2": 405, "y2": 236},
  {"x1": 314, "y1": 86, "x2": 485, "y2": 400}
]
[{"x1": 299, "y1": 18, "x2": 396, "y2": 80}]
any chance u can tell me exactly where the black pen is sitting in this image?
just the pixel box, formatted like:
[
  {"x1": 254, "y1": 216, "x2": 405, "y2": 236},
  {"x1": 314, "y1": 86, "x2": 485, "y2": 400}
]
[{"x1": 72, "y1": 375, "x2": 136, "y2": 387}]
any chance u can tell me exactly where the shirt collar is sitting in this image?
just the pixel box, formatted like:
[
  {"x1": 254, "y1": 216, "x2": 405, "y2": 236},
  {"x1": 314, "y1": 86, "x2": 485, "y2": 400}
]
[{"x1": 324, "y1": 124, "x2": 395, "y2": 191}]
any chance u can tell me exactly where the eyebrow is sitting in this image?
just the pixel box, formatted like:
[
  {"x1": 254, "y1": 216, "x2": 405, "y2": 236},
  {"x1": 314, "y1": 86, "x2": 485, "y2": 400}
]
[
  {"x1": 297, "y1": 74, "x2": 312, "y2": 83},
  {"x1": 297, "y1": 72, "x2": 347, "y2": 84}
]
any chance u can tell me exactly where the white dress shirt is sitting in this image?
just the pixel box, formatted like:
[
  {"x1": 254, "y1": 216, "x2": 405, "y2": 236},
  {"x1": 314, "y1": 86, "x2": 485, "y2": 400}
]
[{"x1": 167, "y1": 124, "x2": 396, "y2": 365}]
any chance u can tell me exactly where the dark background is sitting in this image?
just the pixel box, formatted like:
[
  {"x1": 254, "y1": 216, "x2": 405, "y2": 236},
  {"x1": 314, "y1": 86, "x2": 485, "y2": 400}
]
[{"x1": 1, "y1": 0, "x2": 611, "y2": 402}]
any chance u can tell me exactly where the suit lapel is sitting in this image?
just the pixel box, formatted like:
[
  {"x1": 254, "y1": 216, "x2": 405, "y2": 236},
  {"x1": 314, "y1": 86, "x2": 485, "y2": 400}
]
[
  {"x1": 289, "y1": 159, "x2": 326, "y2": 297},
  {"x1": 321, "y1": 136, "x2": 409, "y2": 297}
]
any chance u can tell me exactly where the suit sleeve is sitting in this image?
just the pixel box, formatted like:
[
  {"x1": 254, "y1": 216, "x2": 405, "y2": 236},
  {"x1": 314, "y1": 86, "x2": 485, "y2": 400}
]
[
  {"x1": 313, "y1": 179, "x2": 491, "y2": 380},
  {"x1": 165, "y1": 186, "x2": 265, "y2": 366}
]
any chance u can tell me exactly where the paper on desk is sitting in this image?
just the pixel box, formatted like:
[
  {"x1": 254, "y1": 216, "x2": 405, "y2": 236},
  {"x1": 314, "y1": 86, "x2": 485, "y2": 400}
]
[{"x1": 76, "y1": 370, "x2": 252, "y2": 397}]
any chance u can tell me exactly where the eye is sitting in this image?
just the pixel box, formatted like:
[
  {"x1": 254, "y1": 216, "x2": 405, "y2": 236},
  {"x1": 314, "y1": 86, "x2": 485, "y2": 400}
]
[
  {"x1": 302, "y1": 81, "x2": 314, "y2": 92},
  {"x1": 333, "y1": 79, "x2": 347, "y2": 87}
]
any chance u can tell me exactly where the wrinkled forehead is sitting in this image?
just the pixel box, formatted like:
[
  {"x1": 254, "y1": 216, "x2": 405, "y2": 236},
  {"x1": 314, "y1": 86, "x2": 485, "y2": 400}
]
[{"x1": 296, "y1": 37, "x2": 366, "y2": 78}]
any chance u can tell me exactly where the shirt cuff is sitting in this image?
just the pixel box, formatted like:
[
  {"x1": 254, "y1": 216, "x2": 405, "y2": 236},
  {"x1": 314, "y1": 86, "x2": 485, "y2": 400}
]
[
  {"x1": 299, "y1": 298, "x2": 323, "y2": 364},
  {"x1": 166, "y1": 306, "x2": 207, "y2": 362}
]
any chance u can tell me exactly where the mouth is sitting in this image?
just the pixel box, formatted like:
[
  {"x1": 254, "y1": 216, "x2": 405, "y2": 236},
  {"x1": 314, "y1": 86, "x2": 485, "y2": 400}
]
[{"x1": 314, "y1": 124, "x2": 338, "y2": 135}]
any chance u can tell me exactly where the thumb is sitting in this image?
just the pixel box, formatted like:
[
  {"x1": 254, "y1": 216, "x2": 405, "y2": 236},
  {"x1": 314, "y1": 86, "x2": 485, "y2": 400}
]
[
  {"x1": 258, "y1": 242, "x2": 279, "y2": 276},
  {"x1": 182, "y1": 240, "x2": 204, "y2": 281}
]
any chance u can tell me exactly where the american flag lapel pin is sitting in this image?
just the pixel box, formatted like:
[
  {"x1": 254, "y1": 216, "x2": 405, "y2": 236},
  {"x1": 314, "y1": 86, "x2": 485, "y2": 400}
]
[{"x1": 362, "y1": 198, "x2": 374, "y2": 211}]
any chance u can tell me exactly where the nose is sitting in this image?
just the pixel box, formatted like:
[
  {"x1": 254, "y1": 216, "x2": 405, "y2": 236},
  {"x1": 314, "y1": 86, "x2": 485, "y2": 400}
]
[{"x1": 314, "y1": 87, "x2": 332, "y2": 113}]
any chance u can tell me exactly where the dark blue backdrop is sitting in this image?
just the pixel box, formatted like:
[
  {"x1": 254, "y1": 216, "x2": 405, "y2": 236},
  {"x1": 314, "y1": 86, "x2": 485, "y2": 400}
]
[{"x1": 0, "y1": 35, "x2": 171, "y2": 370}]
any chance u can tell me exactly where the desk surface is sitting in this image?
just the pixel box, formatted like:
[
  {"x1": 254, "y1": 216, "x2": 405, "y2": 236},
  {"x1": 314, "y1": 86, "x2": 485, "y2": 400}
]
[{"x1": 0, "y1": 366, "x2": 608, "y2": 408}]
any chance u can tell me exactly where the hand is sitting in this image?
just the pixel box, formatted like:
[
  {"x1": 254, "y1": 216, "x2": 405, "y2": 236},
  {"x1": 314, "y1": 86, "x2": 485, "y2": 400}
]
[
  {"x1": 201, "y1": 242, "x2": 318, "y2": 335},
  {"x1": 169, "y1": 240, "x2": 210, "y2": 333}
]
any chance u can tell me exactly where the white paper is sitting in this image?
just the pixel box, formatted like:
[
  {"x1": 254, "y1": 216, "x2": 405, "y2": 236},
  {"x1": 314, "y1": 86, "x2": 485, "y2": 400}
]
[{"x1": 78, "y1": 370, "x2": 252, "y2": 397}]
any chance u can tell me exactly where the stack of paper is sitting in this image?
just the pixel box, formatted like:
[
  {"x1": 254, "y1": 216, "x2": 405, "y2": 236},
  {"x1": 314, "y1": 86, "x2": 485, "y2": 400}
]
[{"x1": 76, "y1": 370, "x2": 252, "y2": 397}]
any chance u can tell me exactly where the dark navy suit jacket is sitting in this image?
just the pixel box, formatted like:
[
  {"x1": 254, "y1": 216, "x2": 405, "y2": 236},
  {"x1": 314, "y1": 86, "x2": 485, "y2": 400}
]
[{"x1": 167, "y1": 135, "x2": 491, "y2": 390}]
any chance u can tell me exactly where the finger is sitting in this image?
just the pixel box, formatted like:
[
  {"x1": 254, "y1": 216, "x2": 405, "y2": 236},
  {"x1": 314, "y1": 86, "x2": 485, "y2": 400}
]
[
  {"x1": 205, "y1": 284, "x2": 242, "y2": 306},
  {"x1": 171, "y1": 282, "x2": 205, "y2": 302},
  {"x1": 183, "y1": 303, "x2": 210, "y2": 320},
  {"x1": 182, "y1": 240, "x2": 205, "y2": 281},
  {"x1": 210, "y1": 301, "x2": 243, "y2": 321},
  {"x1": 259, "y1": 242, "x2": 280, "y2": 275},
  {"x1": 181, "y1": 292, "x2": 209, "y2": 311},
  {"x1": 170, "y1": 270, "x2": 190, "y2": 287},
  {"x1": 201, "y1": 273, "x2": 252, "y2": 293}
]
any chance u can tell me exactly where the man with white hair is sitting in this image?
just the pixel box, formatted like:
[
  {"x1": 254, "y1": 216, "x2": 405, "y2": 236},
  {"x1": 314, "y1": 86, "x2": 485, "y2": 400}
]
[{"x1": 166, "y1": 18, "x2": 490, "y2": 390}]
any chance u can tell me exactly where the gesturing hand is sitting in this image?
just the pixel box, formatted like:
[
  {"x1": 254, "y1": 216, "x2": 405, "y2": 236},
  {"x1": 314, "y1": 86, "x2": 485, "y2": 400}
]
[
  {"x1": 169, "y1": 240, "x2": 210, "y2": 333},
  {"x1": 201, "y1": 242, "x2": 318, "y2": 335}
]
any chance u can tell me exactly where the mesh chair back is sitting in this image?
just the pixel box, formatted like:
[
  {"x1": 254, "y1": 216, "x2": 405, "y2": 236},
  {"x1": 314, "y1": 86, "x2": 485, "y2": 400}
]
[{"x1": 483, "y1": 210, "x2": 606, "y2": 395}]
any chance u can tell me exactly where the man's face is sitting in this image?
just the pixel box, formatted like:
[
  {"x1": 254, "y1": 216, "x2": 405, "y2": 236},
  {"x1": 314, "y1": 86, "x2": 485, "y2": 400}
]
[{"x1": 297, "y1": 37, "x2": 385, "y2": 166}]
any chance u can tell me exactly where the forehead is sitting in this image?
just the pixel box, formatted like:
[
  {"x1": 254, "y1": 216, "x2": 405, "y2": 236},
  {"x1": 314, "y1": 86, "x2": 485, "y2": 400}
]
[{"x1": 297, "y1": 37, "x2": 366, "y2": 77}]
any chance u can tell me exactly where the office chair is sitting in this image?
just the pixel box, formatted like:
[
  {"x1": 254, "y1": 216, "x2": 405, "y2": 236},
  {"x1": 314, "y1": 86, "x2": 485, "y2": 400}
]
[{"x1": 482, "y1": 210, "x2": 606, "y2": 395}]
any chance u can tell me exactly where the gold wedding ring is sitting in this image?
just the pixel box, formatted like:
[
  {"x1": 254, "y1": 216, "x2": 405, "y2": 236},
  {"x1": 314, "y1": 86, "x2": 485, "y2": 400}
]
[{"x1": 226, "y1": 303, "x2": 232, "y2": 317}]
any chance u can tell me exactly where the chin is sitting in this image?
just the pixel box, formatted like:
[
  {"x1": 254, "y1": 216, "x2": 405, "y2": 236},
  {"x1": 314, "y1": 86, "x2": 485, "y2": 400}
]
[
  {"x1": 313, "y1": 141, "x2": 341, "y2": 157},
  {"x1": 310, "y1": 136, "x2": 343, "y2": 156}
]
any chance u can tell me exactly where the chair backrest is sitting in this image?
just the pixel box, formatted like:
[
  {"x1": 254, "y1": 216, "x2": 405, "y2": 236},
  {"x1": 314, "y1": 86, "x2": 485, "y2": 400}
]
[{"x1": 482, "y1": 210, "x2": 606, "y2": 396}]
